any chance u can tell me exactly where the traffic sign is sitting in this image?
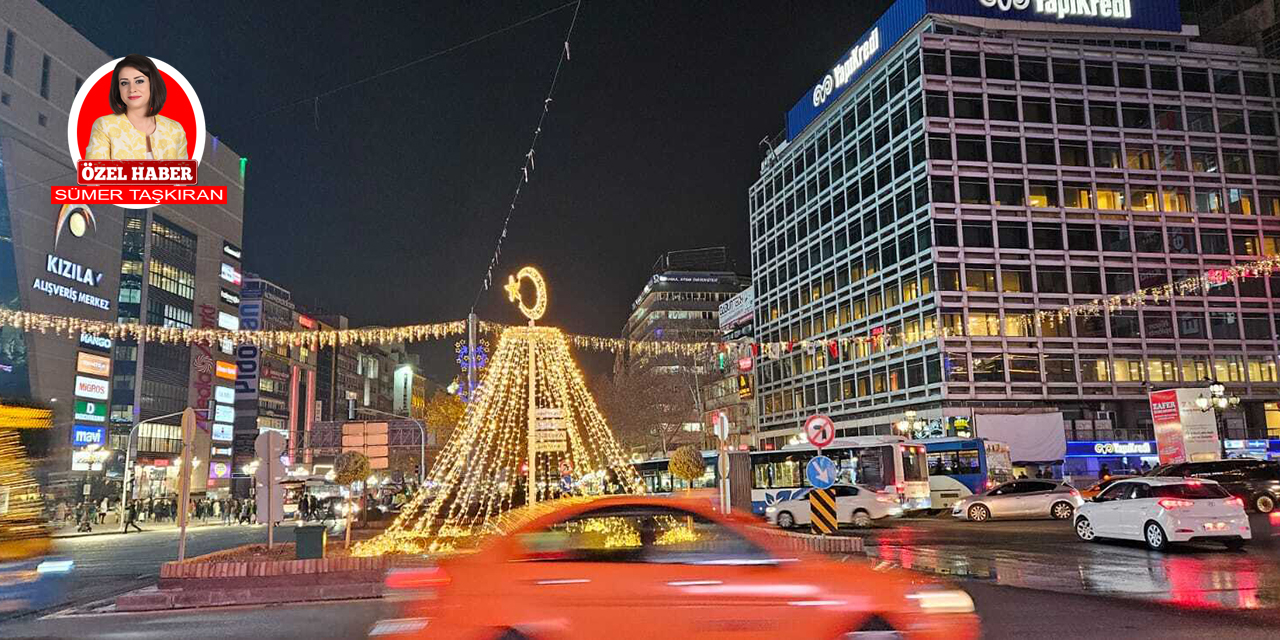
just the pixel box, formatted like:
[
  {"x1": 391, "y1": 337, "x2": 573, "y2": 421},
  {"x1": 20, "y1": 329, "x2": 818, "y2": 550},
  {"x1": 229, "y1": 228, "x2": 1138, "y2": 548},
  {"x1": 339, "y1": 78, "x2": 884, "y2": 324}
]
[
  {"x1": 713, "y1": 412, "x2": 730, "y2": 442},
  {"x1": 559, "y1": 475, "x2": 573, "y2": 492},
  {"x1": 535, "y1": 419, "x2": 565, "y2": 430},
  {"x1": 533, "y1": 440, "x2": 567, "y2": 453},
  {"x1": 254, "y1": 431, "x2": 287, "y2": 525},
  {"x1": 809, "y1": 488, "x2": 838, "y2": 534},
  {"x1": 806, "y1": 455, "x2": 836, "y2": 489},
  {"x1": 558, "y1": 459, "x2": 573, "y2": 475},
  {"x1": 804, "y1": 414, "x2": 835, "y2": 449},
  {"x1": 534, "y1": 408, "x2": 565, "y2": 420}
]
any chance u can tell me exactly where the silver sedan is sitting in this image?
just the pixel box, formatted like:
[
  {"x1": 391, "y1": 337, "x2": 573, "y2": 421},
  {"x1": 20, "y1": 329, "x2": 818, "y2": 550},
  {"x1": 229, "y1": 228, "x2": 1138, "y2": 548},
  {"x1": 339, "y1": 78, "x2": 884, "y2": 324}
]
[{"x1": 952, "y1": 479, "x2": 1084, "y2": 522}]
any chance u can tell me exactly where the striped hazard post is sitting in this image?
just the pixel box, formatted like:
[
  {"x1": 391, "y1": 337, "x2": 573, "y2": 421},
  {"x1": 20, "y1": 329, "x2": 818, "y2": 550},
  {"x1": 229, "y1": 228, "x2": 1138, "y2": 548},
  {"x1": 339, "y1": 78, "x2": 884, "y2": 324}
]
[{"x1": 809, "y1": 487, "x2": 838, "y2": 535}]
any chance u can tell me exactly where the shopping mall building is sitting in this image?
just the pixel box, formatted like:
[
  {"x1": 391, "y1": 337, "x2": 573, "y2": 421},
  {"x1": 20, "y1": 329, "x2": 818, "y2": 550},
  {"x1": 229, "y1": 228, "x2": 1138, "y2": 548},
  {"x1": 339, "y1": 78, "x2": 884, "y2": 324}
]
[
  {"x1": 1, "y1": 0, "x2": 245, "y2": 500},
  {"x1": 748, "y1": 0, "x2": 1280, "y2": 469}
]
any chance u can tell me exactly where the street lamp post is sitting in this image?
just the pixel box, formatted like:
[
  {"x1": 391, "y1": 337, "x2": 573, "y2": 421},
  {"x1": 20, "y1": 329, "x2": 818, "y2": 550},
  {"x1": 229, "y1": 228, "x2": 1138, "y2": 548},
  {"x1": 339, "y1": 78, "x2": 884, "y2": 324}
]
[
  {"x1": 118, "y1": 409, "x2": 193, "y2": 533},
  {"x1": 897, "y1": 410, "x2": 925, "y2": 438},
  {"x1": 355, "y1": 407, "x2": 427, "y2": 485},
  {"x1": 1194, "y1": 380, "x2": 1241, "y2": 455}
]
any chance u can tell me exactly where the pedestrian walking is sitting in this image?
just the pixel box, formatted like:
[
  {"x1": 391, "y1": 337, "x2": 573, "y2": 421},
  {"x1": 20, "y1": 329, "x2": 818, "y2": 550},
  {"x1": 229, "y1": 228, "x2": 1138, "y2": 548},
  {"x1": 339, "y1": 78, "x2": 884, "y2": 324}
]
[
  {"x1": 98, "y1": 497, "x2": 109, "y2": 524},
  {"x1": 123, "y1": 500, "x2": 143, "y2": 533}
]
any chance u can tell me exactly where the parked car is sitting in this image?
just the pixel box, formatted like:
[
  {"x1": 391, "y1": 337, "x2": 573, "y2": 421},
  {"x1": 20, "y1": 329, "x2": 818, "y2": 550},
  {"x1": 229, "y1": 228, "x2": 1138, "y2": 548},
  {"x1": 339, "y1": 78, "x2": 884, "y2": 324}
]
[
  {"x1": 951, "y1": 479, "x2": 1084, "y2": 522},
  {"x1": 764, "y1": 483, "x2": 903, "y2": 529},
  {"x1": 1073, "y1": 477, "x2": 1250, "y2": 551},
  {"x1": 1079, "y1": 475, "x2": 1137, "y2": 500},
  {"x1": 1148, "y1": 459, "x2": 1280, "y2": 513},
  {"x1": 371, "y1": 495, "x2": 979, "y2": 639}
]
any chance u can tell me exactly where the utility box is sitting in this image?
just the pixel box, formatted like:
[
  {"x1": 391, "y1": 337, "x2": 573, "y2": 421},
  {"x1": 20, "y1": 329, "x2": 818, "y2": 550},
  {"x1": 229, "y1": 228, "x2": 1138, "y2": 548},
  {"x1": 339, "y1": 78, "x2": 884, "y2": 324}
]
[{"x1": 295, "y1": 524, "x2": 327, "y2": 559}]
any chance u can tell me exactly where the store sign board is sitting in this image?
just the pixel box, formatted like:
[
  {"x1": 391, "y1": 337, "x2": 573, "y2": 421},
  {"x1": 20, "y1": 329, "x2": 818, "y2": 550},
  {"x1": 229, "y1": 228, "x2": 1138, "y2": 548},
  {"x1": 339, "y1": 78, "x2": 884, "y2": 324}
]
[
  {"x1": 74, "y1": 375, "x2": 109, "y2": 400},
  {"x1": 212, "y1": 423, "x2": 234, "y2": 442},
  {"x1": 75, "y1": 400, "x2": 107, "y2": 422},
  {"x1": 215, "y1": 386, "x2": 235, "y2": 404},
  {"x1": 76, "y1": 351, "x2": 111, "y2": 377},
  {"x1": 71, "y1": 424, "x2": 105, "y2": 447}
]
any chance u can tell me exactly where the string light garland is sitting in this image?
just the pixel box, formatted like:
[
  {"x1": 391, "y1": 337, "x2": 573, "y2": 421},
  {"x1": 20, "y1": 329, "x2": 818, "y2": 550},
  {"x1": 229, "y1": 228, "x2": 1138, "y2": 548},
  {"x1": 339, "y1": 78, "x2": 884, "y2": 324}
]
[
  {"x1": 5, "y1": 255, "x2": 1278, "y2": 356},
  {"x1": 471, "y1": 2, "x2": 583, "y2": 306}
]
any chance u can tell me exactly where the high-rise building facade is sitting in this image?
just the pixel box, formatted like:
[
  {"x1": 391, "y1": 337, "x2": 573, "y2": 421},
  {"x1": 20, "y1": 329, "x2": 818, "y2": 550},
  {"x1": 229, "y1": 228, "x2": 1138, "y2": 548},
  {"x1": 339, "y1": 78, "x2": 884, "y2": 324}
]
[
  {"x1": 617, "y1": 247, "x2": 750, "y2": 375},
  {"x1": 0, "y1": 0, "x2": 244, "y2": 500},
  {"x1": 1183, "y1": 0, "x2": 1280, "y2": 59},
  {"x1": 749, "y1": 0, "x2": 1280, "y2": 454}
]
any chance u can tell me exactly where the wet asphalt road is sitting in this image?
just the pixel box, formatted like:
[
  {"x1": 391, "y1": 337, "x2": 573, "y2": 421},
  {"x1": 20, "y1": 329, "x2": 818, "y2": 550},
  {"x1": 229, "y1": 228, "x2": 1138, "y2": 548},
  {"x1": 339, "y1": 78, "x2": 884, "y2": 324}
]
[
  {"x1": 4, "y1": 513, "x2": 1279, "y2": 638},
  {"x1": 1, "y1": 523, "x2": 298, "y2": 623},
  {"x1": 1, "y1": 575, "x2": 1278, "y2": 639},
  {"x1": 859, "y1": 511, "x2": 1280, "y2": 611}
]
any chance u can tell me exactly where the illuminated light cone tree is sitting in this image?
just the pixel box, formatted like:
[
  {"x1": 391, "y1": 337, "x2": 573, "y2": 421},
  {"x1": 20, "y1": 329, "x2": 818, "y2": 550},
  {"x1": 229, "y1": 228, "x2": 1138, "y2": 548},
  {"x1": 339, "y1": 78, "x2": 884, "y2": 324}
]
[{"x1": 355, "y1": 267, "x2": 642, "y2": 555}]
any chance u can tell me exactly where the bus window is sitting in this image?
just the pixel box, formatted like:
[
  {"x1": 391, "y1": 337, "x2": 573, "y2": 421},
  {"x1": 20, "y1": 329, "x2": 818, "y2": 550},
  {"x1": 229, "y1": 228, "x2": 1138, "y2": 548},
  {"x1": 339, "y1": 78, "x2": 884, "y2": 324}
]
[
  {"x1": 856, "y1": 449, "x2": 886, "y2": 489},
  {"x1": 901, "y1": 447, "x2": 927, "y2": 482}
]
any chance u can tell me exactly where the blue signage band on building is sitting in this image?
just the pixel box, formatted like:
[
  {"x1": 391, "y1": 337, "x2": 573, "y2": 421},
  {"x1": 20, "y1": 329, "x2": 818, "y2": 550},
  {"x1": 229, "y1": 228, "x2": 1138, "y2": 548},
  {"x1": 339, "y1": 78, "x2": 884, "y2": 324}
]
[
  {"x1": 1065, "y1": 441, "x2": 1157, "y2": 457},
  {"x1": 786, "y1": 0, "x2": 1183, "y2": 140}
]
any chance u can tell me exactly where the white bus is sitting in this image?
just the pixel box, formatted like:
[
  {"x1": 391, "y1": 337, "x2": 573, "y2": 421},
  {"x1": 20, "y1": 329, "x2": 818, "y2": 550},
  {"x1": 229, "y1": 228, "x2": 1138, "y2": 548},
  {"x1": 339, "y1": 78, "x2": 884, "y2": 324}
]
[{"x1": 748, "y1": 436, "x2": 931, "y2": 514}]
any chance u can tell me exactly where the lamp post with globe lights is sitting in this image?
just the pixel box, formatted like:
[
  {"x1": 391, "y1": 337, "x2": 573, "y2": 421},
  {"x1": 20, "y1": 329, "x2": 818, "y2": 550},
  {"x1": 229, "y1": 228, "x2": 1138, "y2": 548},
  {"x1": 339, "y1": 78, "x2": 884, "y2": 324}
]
[{"x1": 1194, "y1": 380, "x2": 1241, "y2": 455}]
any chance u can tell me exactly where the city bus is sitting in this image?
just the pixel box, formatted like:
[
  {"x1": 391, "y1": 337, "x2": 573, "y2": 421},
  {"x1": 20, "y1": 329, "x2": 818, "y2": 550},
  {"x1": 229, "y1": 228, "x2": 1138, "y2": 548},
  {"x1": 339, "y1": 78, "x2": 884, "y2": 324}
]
[
  {"x1": 749, "y1": 436, "x2": 931, "y2": 514},
  {"x1": 912, "y1": 438, "x2": 1014, "y2": 511}
]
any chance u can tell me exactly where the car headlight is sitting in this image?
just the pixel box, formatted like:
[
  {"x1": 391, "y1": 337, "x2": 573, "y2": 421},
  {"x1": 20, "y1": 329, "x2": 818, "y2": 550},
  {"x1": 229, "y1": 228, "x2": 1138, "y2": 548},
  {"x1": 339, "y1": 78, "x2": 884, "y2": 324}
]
[
  {"x1": 907, "y1": 588, "x2": 975, "y2": 614},
  {"x1": 765, "y1": 506, "x2": 777, "y2": 513}
]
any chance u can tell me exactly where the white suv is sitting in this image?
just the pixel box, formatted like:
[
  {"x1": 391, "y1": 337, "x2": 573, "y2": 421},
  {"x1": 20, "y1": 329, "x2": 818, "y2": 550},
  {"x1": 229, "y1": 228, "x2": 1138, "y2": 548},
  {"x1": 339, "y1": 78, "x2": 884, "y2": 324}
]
[
  {"x1": 1073, "y1": 477, "x2": 1251, "y2": 551},
  {"x1": 765, "y1": 484, "x2": 903, "y2": 529}
]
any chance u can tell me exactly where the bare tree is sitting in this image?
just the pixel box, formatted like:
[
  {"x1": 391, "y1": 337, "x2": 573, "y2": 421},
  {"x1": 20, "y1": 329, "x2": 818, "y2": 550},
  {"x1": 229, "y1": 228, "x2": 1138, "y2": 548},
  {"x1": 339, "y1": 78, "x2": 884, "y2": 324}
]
[{"x1": 594, "y1": 369, "x2": 699, "y2": 457}]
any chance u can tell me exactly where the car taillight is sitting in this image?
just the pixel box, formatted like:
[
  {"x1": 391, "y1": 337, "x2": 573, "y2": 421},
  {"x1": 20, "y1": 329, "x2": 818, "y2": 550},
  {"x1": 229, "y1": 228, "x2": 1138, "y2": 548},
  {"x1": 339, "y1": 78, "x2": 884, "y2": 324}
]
[
  {"x1": 385, "y1": 566, "x2": 451, "y2": 590},
  {"x1": 1224, "y1": 497, "x2": 1244, "y2": 508},
  {"x1": 1157, "y1": 499, "x2": 1194, "y2": 509}
]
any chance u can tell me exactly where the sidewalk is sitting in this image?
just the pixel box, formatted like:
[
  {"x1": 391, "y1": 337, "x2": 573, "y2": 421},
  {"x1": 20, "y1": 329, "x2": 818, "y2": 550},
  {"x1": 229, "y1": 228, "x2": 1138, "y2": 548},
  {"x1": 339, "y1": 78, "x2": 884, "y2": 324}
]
[{"x1": 52, "y1": 519, "x2": 264, "y2": 539}]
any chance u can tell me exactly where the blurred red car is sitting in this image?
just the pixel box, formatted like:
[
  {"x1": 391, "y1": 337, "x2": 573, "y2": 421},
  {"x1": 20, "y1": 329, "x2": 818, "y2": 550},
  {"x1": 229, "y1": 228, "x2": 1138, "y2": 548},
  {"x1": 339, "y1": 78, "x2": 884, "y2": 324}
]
[{"x1": 371, "y1": 495, "x2": 979, "y2": 639}]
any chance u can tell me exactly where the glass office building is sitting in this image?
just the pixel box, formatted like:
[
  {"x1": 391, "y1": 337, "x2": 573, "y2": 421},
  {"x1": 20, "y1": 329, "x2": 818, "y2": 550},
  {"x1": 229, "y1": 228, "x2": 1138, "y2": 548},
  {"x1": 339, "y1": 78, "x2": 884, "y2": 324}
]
[{"x1": 748, "y1": 0, "x2": 1280, "y2": 449}]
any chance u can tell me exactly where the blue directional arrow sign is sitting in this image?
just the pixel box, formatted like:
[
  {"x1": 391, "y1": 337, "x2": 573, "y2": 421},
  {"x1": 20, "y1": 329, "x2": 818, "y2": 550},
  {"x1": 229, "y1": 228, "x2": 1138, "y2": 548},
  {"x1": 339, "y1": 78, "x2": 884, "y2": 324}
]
[{"x1": 806, "y1": 455, "x2": 837, "y2": 490}]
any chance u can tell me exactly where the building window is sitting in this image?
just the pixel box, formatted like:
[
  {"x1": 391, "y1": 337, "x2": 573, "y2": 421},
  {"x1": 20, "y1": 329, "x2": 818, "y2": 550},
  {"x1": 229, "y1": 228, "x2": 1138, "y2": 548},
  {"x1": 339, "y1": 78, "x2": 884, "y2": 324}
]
[
  {"x1": 148, "y1": 260, "x2": 196, "y2": 299},
  {"x1": 40, "y1": 54, "x2": 50, "y2": 99},
  {"x1": 37, "y1": 113, "x2": 46, "y2": 127},
  {"x1": 3, "y1": 31, "x2": 14, "y2": 77}
]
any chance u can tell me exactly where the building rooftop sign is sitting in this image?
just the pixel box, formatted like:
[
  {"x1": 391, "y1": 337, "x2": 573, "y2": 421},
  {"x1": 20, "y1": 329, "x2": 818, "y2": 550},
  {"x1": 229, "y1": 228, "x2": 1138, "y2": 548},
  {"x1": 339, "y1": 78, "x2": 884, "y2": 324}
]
[{"x1": 787, "y1": 0, "x2": 1182, "y2": 140}]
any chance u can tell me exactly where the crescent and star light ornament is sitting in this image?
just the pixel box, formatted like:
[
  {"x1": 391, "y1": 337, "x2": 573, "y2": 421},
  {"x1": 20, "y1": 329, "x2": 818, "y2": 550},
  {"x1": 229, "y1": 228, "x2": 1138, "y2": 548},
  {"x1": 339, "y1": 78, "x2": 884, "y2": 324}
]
[{"x1": 504, "y1": 266, "x2": 547, "y2": 323}]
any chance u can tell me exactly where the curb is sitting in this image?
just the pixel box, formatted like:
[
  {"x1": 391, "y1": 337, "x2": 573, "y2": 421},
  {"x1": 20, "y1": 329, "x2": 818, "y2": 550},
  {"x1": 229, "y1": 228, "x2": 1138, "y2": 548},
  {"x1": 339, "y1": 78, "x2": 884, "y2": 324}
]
[{"x1": 53, "y1": 523, "x2": 266, "y2": 539}]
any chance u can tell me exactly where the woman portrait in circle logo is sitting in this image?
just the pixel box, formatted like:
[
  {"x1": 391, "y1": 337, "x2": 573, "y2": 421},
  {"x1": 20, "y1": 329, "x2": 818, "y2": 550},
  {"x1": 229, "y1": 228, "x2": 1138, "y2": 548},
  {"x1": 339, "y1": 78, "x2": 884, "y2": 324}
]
[{"x1": 84, "y1": 54, "x2": 187, "y2": 160}]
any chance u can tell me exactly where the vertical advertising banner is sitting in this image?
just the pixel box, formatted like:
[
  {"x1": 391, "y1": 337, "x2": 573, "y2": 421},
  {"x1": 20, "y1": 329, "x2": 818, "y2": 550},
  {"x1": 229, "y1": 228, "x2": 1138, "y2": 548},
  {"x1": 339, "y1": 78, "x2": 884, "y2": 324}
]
[
  {"x1": 1149, "y1": 389, "x2": 1223, "y2": 464},
  {"x1": 1148, "y1": 390, "x2": 1184, "y2": 465},
  {"x1": 1175, "y1": 388, "x2": 1222, "y2": 463}
]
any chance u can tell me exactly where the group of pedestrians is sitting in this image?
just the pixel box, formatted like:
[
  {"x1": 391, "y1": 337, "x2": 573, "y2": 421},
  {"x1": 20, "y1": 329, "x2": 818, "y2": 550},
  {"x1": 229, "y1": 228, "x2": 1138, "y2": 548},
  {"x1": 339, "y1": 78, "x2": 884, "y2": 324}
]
[{"x1": 51, "y1": 494, "x2": 263, "y2": 534}]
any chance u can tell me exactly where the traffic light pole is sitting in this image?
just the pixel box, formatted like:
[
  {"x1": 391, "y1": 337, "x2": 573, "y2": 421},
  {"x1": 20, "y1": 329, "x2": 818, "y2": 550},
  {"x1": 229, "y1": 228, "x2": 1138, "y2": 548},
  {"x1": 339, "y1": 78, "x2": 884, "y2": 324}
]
[{"x1": 118, "y1": 408, "x2": 190, "y2": 533}]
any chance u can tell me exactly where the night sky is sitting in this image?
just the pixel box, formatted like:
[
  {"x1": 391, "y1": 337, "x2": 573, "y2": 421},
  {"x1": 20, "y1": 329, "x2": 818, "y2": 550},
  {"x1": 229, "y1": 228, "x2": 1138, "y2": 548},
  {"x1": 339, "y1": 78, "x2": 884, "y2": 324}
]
[{"x1": 41, "y1": 0, "x2": 893, "y2": 382}]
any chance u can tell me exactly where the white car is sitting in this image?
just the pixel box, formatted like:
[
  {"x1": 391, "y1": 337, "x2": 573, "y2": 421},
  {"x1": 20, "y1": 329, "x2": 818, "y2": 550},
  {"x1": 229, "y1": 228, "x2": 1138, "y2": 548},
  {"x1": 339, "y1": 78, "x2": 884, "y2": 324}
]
[
  {"x1": 765, "y1": 484, "x2": 903, "y2": 529},
  {"x1": 1073, "y1": 477, "x2": 1251, "y2": 551}
]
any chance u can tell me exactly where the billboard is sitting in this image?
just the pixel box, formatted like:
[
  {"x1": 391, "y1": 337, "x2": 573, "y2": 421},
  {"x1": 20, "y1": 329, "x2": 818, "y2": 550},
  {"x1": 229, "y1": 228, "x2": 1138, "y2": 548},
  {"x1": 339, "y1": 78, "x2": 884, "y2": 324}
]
[
  {"x1": 718, "y1": 286, "x2": 754, "y2": 332},
  {"x1": 1149, "y1": 389, "x2": 1221, "y2": 464}
]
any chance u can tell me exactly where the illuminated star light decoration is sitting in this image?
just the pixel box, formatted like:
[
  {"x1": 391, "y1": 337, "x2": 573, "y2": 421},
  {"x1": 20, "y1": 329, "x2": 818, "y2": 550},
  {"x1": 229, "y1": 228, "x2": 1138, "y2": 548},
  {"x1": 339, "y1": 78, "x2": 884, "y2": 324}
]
[
  {"x1": 453, "y1": 338, "x2": 490, "y2": 403},
  {"x1": 354, "y1": 267, "x2": 643, "y2": 556}
]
